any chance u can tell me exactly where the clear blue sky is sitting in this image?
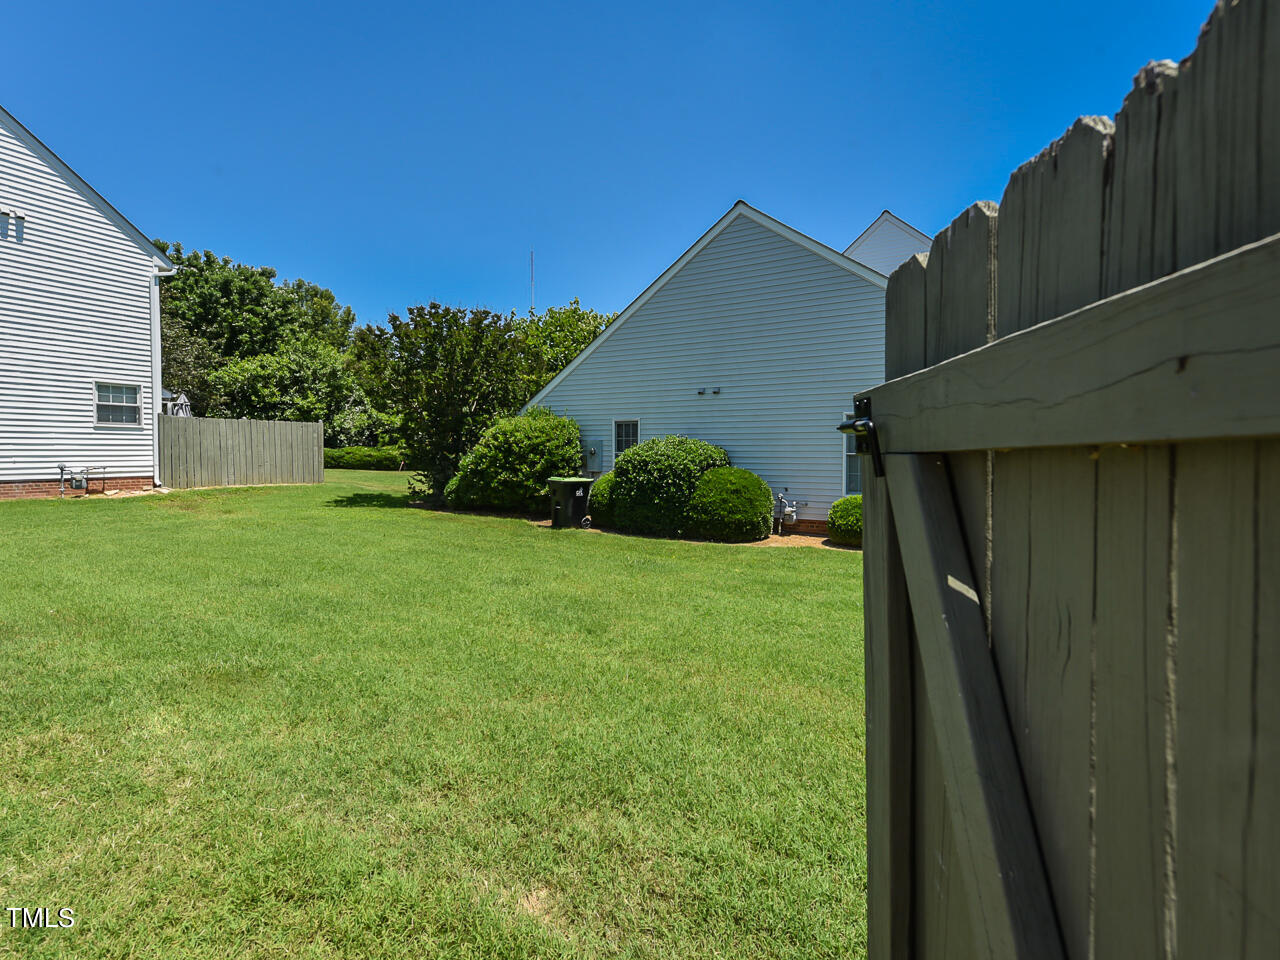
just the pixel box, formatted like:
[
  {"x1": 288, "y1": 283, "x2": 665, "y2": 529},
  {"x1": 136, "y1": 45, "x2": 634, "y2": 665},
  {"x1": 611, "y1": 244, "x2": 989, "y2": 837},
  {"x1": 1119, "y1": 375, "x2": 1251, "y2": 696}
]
[{"x1": 8, "y1": 0, "x2": 1210, "y2": 326}]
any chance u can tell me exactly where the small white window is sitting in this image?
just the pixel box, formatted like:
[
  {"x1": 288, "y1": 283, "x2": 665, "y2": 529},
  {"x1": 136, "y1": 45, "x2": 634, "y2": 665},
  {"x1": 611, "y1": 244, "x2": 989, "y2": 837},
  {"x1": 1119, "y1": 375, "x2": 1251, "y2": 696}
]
[
  {"x1": 96, "y1": 382, "x2": 141, "y2": 425},
  {"x1": 843, "y1": 412, "x2": 862, "y2": 495},
  {"x1": 614, "y1": 420, "x2": 639, "y2": 455}
]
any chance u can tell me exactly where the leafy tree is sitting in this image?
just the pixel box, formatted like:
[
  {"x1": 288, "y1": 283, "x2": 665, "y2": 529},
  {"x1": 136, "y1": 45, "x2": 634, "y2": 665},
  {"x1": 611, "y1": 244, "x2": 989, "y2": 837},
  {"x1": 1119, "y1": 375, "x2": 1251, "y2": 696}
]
[
  {"x1": 384, "y1": 303, "x2": 531, "y2": 500},
  {"x1": 517, "y1": 298, "x2": 616, "y2": 395},
  {"x1": 347, "y1": 323, "x2": 399, "y2": 426},
  {"x1": 158, "y1": 310, "x2": 220, "y2": 415},
  {"x1": 155, "y1": 242, "x2": 298, "y2": 359},
  {"x1": 152, "y1": 240, "x2": 359, "y2": 415},
  {"x1": 206, "y1": 336, "x2": 383, "y2": 446},
  {"x1": 282, "y1": 278, "x2": 358, "y2": 350}
]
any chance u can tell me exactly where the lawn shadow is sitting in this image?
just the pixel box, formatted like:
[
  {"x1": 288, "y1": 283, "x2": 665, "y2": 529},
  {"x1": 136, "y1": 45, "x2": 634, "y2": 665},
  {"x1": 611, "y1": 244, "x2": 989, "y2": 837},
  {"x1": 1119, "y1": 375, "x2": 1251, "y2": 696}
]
[{"x1": 326, "y1": 492, "x2": 414, "y2": 509}]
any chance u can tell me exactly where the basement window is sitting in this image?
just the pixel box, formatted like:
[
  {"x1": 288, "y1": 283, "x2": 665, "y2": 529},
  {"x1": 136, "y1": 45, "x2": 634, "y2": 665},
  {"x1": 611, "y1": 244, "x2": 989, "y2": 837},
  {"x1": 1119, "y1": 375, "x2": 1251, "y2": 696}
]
[
  {"x1": 614, "y1": 420, "x2": 639, "y2": 456},
  {"x1": 95, "y1": 382, "x2": 141, "y2": 425}
]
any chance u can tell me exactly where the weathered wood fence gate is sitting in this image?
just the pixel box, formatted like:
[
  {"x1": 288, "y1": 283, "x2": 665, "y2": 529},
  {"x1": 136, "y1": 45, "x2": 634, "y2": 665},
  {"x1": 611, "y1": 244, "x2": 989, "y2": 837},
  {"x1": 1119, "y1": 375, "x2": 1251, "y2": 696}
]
[
  {"x1": 158, "y1": 415, "x2": 323, "y2": 489},
  {"x1": 861, "y1": 1, "x2": 1280, "y2": 956}
]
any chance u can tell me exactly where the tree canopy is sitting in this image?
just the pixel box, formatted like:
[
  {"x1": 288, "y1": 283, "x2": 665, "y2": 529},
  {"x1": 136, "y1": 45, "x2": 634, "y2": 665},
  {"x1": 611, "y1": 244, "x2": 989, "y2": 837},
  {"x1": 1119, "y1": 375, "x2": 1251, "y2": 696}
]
[
  {"x1": 381, "y1": 300, "x2": 616, "y2": 500},
  {"x1": 152, "y1": 241, "x2": 360, "y2": 419},
  {"x1": 153, "y1": 238, "x2": 616, "y2": 483}
]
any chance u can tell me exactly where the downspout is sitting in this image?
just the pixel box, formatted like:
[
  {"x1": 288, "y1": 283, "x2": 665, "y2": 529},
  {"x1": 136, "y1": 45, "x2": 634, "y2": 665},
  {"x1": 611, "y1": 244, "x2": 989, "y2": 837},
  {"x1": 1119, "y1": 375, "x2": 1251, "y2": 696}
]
[{"x1": 150, "y1": 261, "x2": 177, "y2": 486}]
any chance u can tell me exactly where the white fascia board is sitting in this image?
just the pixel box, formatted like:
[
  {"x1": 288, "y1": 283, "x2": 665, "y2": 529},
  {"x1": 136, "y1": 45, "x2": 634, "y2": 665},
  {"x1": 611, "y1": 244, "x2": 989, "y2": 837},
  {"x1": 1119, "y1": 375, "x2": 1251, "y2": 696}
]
[
  {"x1": 0, "y1": 103, "x2": 174, "y2": 270},
  {"x1": 524, "y1": 200, "x2": 883, "y2": 410}
]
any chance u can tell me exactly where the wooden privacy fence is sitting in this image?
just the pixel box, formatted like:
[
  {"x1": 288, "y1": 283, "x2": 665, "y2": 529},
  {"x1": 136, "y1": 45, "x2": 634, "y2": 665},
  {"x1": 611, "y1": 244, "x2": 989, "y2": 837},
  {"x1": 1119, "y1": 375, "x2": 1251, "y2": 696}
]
[
  {"x1": 860, "y1": 1, "x2": 1280, "y2": 958},
  {"x1": 158, "y1": 415, "x2": 323, "y2": 489}
]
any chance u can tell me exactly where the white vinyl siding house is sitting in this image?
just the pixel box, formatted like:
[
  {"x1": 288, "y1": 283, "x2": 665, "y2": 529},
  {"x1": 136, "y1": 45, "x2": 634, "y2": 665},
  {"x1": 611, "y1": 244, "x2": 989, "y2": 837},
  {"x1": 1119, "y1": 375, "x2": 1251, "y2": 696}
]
[
  {"x1": 842, "y1": 210, "x2": 932, "y2": 277},
  {"x1": 526, "y1": 201, "x2": 923, "y2": 526},
  {"x1": 0, "y1": 104, "x2": 174, "y2": 490}
]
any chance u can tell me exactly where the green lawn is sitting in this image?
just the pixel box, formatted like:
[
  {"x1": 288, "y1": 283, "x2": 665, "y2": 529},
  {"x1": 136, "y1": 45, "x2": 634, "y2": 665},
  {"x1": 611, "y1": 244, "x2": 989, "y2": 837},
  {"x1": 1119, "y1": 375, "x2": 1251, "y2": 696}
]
[{"x1": 0, "y1": 470, "x2": 866, "y2": 959}]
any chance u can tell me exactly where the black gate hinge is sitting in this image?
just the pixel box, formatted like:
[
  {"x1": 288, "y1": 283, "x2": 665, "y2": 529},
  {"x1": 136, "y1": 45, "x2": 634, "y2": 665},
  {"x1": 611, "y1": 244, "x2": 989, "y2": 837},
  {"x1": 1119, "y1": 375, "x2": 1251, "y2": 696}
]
[{"x1": 838, "y1": 396, "x2": 885, "y2": 477}]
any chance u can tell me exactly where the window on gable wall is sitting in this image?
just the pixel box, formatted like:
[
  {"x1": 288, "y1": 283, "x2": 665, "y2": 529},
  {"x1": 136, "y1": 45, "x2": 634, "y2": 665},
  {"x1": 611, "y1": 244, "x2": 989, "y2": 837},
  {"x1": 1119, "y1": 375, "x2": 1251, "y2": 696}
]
[
  {"x1": 844, "y1": 413, "x2": 862, "y2": 495},
  {"x1": 95, "y1": 383, "x2": 141, "y2": 425},
  {"x1": 614, "y1": 420, "x2": 639, "y2": 456}
]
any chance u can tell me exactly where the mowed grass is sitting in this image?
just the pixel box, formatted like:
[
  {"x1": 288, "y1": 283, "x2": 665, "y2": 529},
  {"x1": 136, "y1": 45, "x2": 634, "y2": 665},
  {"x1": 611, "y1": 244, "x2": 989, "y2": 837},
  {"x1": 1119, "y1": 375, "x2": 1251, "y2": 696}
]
[{"x1": 0, "y1": 470, "x2": 866, "y2": 959}]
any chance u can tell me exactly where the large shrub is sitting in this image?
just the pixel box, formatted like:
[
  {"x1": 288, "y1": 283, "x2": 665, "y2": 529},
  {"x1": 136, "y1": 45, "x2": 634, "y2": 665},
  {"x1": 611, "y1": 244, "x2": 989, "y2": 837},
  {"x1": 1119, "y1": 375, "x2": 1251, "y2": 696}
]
[
  {"x1": 444, "y1": 407, "x2": 581, "y2": 513},
  {"x1": 687, "y1": 467, "x2": 773, "y2": 542},
  {"x1": 611, "y1": 435, "x2": 730, "y2": 537},
  {"x1": 324, "y1": 445, "x2": 406, "y2": 470},
  {"x1": 587, "y1": 471, "x2": 617, "y2": 529},
  {"x1": 828, "y1": 494, "x2": 864, "y2": 547}
]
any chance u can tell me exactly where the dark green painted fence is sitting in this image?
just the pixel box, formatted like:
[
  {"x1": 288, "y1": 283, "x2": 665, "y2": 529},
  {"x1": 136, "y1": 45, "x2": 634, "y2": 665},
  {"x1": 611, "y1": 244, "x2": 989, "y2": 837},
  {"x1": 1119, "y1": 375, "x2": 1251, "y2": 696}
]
[
  {"x1": 158, "y1": 416, "x2": 323, "y2": 489},
  {"x1": 863, "y1": 1, "x2": 1280, "y2": 957}
]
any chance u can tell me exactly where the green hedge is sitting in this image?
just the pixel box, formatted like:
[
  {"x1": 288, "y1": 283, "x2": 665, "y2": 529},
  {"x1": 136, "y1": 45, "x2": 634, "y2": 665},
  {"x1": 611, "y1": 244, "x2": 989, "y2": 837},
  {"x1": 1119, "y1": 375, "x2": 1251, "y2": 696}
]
[
  {"x1": 324, "y1": 445, "x2": 406, "y2": 470},
  {"x1": 611, "y1": 435, "x2": 730, "y2": 537},
  {"x1": 687, "y1": 467, "x2": 773, "y2": 542},
  {"x1": 828, "y1": 494, "x2": 864, "y2": 547},
  {"x1": 444, "y1": 407, "x2": 581, "y2": 513},
  {"x1": 587, "y1": 470, "x2": 617, "y2": 529}
]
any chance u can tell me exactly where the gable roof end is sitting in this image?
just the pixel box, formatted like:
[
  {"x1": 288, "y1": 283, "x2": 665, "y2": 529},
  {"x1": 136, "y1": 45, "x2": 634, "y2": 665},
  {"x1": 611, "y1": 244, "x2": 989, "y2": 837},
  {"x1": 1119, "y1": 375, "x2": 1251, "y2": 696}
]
[
  {"x1": 524, "y1": 200, "x2": 883, "y2": 410},
  {"x1": 0, "y1": 103, "x2": 174, "y2": 271},
  {"x1": 842, "y1": 209, "x2": 931, "y2": 259}
]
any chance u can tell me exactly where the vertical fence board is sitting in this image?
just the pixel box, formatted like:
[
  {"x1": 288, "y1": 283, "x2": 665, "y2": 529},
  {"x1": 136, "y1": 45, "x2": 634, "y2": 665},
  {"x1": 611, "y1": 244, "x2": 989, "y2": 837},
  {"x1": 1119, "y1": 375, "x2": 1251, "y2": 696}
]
[
  {"x1": 995, "y1": 152, "x2": 1042, "y2": 337},
  {"x1": 1175, "y1": 438, "x2": 1277, "y2": 958},
  {"x1": 991, "y1": 448, "x2": 1095, "y2": 959},
  {"x1": 863, "y1": 473, "x2": 914, "y2": 960},
  {"x1": 1217, "y1": 0, "x2": 1263, "y2": 252},
  {"x1": 220, "y1": 419, "x2": 232, "y2": 486},
  {"x1": 885, "y1": 254, "x2": 928, "y2": 379},
  {"x1": 190, "y1": 420, "x2": 201, "y2": 487},
  {"x1": 926, "y1": 202, "x2": 997, "y2": 365},
  {"x1": 1263, "y1": 0, "x2": 1280, "y2": 238},
  {"x1": 1104, "y1": 61, "x2": 1179, "y2": 297},
  {"x1": 928, "y1": 202, "x2": 998, "y2": 627},
  {"x1": 271, "y1": 422, "x2": 279, "y2": 482},
  {"x1": 256, "y1": 420, "x2": 267, "y2": 484},
  {"x1": 1174, "y1": 12, "x2": 1220, "y2": 271},
  {"x1": 237, "y1": 420, "x2": 249, "y2": 485},
  {"x1": 1092, "y1": 445, "x2": 1172, "y2": 960},
  {"x1": 199, "y1": 420, "x2": 212, "y2": 488},
  {"x1": 991, "y1": 116, "x2": 1111, "y2": 960},
  {"x1": 1250, "y1": 439, "x2": 1280, "y2": 957},
  {"x1": 184, "y1": 418, "x2": 196, "y2": 488}
]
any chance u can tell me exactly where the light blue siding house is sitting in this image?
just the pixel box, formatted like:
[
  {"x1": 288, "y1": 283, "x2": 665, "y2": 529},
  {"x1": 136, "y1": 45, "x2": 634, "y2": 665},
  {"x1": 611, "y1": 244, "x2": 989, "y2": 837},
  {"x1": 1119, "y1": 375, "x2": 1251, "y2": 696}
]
[{"x1": 524, "y1": 201, "x2": 927, "y2": 532}]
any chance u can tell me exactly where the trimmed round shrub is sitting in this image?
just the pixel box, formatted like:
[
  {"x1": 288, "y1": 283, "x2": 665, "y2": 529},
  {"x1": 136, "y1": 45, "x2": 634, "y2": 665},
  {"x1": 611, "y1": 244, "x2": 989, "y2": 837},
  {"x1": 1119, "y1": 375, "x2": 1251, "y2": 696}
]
[
  {"x1": 828, "y1": 494, "x2": 864, "y2": 547},
  {"x1": 324, "y1": 445, "x2": 406, "y2": 470},
  {"x1": 611, "y1": 435, "x2": 730, "y2": 537},
  {"x1": 587, "y1": 470, "x2": 617, "y2": 529},
  {"x1": 444, "y1": 407, "x2": 581, "y2": 513},
  {"x1": 687, "y1": 467, "x2": 773, "y2": 542}
]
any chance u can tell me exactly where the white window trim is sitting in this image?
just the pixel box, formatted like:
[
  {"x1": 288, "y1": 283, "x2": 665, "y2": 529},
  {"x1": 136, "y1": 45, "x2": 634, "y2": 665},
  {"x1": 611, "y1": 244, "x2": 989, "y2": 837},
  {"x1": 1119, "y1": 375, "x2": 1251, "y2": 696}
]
[
  {"x1": 611, "y1": 418, "x2": 641, "y2": 465},
  {"x1": 841, "y1": 410, "x2": 862, "y2": 496},
  {"x1": 94, "y1": 380, "x2": 144, "y2": 428}
]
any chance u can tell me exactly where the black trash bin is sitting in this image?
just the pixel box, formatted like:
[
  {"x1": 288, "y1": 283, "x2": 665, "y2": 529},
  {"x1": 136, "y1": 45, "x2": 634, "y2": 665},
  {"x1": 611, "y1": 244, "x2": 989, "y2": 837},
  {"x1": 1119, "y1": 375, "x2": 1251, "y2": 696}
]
[{"x1": 547, "y1": 476, "x2": 594, "y2": 528}]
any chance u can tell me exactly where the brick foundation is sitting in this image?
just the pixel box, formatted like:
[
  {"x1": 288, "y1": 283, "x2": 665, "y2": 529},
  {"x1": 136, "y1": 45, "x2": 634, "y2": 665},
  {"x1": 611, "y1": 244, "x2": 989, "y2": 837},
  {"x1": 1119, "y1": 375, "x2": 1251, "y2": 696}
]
[
  {"x1": 0, "y1": 475, "x2": 155, "y2": 501},
  {"x1": 780, "y1": 517, "x2": 829, "y2": 537}
]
